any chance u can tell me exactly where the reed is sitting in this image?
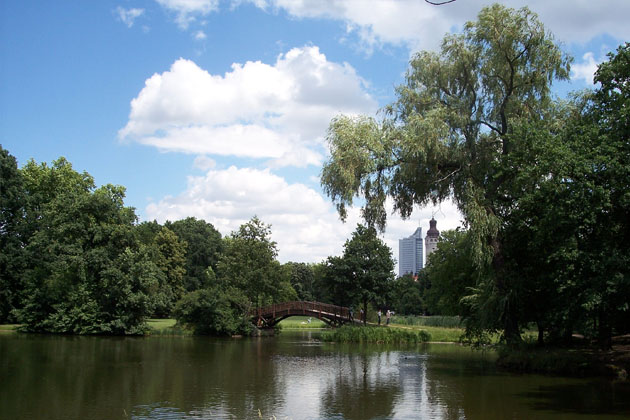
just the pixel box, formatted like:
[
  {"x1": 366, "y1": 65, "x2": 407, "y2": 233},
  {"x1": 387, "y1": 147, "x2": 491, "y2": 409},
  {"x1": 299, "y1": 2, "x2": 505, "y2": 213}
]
[{"x1": 321, "y1": 325, "x2": 430, "y2": 344}]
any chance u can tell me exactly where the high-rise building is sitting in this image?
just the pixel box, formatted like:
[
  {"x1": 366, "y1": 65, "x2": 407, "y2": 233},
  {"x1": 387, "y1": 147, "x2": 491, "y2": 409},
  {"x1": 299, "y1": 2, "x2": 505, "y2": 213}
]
[
  {"x1": 399, "y1": 227, "x2": 423, "y2": 278},
  {"x1": 425, "y1": 217, "x2": 440, "y2": 261}
]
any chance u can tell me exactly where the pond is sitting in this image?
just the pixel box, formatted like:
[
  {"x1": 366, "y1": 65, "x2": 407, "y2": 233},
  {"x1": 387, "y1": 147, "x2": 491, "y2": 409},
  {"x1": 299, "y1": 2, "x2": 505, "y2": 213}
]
[{"x1": 1, "y1": 329, "x2": 629, "y2": 419}]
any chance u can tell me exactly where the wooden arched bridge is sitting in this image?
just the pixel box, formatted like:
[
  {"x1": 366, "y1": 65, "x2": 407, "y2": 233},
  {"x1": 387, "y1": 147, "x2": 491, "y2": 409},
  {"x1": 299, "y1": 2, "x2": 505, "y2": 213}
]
[{"x1": 250, "y1": 301, "x2": 352, "y2": 329}]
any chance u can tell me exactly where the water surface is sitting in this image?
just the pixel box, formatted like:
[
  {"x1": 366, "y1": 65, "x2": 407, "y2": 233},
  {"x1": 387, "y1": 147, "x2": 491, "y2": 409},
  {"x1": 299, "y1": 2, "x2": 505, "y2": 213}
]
[{"x1": 1, "y1": 330, "x2": 628, "y2": 419}]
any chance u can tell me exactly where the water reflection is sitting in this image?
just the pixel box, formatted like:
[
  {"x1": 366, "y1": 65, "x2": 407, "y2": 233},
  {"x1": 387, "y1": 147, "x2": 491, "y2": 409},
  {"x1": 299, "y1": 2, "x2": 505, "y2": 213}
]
[
  {"x1": 320, "y1": 351, "x2": 401, "y2": 419},
  {"x1": 1, "y1": 332, "x2": 629, "y2": 419}
]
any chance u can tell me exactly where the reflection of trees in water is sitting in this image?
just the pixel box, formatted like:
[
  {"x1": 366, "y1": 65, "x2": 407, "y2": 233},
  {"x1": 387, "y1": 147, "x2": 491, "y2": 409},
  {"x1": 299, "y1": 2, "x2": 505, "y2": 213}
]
[
  {"x1": 320, "y1": 350, "x2": 402, "y2": 420},
  {"x1": 418, "y1": 345, "x2": 501, "y2": 420},
  {"x1": 0, "y1": 335, "x2": 287, "y2": 420}
]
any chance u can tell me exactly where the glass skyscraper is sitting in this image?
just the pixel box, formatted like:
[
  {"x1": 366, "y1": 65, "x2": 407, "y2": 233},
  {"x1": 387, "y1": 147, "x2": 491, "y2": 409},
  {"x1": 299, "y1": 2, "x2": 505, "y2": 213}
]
[{"x1": 399, "y1": 227, "x2": 423, "y2": 278}]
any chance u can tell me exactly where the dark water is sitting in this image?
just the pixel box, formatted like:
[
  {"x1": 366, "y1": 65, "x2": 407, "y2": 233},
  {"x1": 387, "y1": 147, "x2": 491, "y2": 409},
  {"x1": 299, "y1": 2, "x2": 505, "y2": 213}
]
[{"x1": 1, "y1": 330, "x2": 629, "y2": 420}]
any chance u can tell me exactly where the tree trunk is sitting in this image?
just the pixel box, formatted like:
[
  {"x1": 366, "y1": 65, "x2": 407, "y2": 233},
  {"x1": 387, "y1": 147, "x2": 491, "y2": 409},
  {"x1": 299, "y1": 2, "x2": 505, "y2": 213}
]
[
  {"x1": 363, "y1": 299, "x2": 367, "y2": 325},
  {"x1": 491, "y1": 236, "x2": 522, "y2": 346},
  {"x1": 536, "y1": 320, "x2": 544, "y2": 346},
  {"x1": 598, "y1": 309, "x2": 612, "y2": 350}
]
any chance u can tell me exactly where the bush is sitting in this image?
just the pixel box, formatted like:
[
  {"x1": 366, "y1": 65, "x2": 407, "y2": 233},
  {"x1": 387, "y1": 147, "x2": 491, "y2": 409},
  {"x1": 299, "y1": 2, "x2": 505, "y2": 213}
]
[
  {"x1": 321, "y1": 325, "x2": 430, "y2": 344},
  {"x1": 173, "y1": 286, "x2": 252, "y2": 336}
]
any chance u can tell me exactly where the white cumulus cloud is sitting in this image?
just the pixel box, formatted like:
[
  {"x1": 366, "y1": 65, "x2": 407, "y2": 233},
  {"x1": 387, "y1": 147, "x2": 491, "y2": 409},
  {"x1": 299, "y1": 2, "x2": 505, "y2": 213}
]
[
  {"x1": 248, "y1": 0, "x2": 630, "y2": 53},
  {"x1": 571, "y1": 52, "x2": 600, "y2": 85},
  {"x1": 115, "y1": 6, "x2": 145, "y2": 28},
  {"x1": 119, "y1": 46, "x2": 377, "y2": 167}
]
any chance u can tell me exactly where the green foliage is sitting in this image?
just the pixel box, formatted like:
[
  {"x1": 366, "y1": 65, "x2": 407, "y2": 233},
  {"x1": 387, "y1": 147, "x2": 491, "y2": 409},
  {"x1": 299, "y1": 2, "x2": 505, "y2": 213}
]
[
  {"x1": 321, "y1": 325, "x2": 430, "y2": 344},
  {"x1": 173, "y1": 286, "x2": 252, "y2": 336},
  {"x1": 321, "y1": 4, "x2": 573, "y2": 345},
  {"x1": 165, "y1": 217, "x2": 223, "y2": 291},
  {"x1": 150, "y1": 227, "x2": 187, "y2": 317},
  {"x1": 217, "y1": 216, "x2": 296, "y2": 307},
  {"x1": 9, "y1": 156, "x2": 157, "y2": 334},
  {"x1": 387, "y1": 274, "x2": 424, "y2": 315},
  {"x1": 282, "y1": 262, "x2": 316, "y2": 301},
  {"x1": 423, "y1": 229, "x2": 481, "y2": 317},
  {"x1": 321, "y1": 225, "x2": 394, "y2": 320},
  {"x1": 0, "y1": 146, "x2": 26, "y2": 322}
]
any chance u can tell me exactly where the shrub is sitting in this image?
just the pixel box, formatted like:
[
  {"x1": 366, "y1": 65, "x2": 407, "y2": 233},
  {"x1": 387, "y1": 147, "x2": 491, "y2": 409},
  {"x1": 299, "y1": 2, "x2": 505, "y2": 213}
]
[{"x1": 173, "y1": 286, "x2": 252, "y2": 336}]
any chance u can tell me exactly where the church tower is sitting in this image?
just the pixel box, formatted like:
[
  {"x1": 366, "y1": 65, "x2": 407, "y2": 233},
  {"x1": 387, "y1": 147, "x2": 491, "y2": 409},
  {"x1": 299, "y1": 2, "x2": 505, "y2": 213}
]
[{"x1": 425, "y1": 218, "x2": 440, "y2": 262}]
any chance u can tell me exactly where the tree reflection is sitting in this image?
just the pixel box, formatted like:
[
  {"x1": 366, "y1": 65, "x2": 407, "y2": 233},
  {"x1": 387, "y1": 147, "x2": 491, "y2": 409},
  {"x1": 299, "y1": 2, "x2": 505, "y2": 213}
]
[{"x1": 320, "y1": 350, "x2": 401, "y2": 420}]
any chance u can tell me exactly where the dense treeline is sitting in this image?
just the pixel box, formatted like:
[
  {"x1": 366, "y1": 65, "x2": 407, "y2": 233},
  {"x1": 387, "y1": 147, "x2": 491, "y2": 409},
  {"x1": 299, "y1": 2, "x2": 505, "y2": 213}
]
[
  {"x1": 0, "y1": 152, "x2": 399, "y2": 335},
  {"x1": 321, "y1": 4, "x2": 629, "y2": 348},
  {"x1": 0, "y1": 151, "x2": 302, "y2": 334}
]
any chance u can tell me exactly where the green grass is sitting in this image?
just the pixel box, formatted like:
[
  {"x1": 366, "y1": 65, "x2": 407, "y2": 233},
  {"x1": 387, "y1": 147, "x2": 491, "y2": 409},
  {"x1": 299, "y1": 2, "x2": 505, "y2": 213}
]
[
  {"x1": 389, "y1": 323, "x2": 464, "y2": 342},
  {"x1": 146, "y1": 319, "x2": 192, "y2": 336},
  {"x1": 277, "y1": 316, "x2": 327, "y2": 329},
  {"x1": 0, "y1": 324, "x2": 20, "y2": 333},
  {"x1": 391, "y1": 315, "x2": 462, "y2": 328},
  {"x1": 147, "y1": 319, "x2": 177, "y2": 330},
  {"x1": 322, "y1": 325, "x2": 430, "y2": 344}
]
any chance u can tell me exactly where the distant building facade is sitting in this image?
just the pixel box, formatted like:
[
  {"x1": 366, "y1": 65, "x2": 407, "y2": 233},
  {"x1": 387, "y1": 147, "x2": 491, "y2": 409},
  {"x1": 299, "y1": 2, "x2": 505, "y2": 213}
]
[
  {"x1": 399, "y1": 227, "x2": 423, "y2": 278},
  {"x1": 425, "y1": 217, "x2": 440, "y2": 262}
]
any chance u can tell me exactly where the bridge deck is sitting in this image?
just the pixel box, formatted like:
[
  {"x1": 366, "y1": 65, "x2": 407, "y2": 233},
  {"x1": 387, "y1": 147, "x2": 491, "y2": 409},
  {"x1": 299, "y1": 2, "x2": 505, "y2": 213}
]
[{"x1": 250, "y1": 301, "x2": 352, "y2": 328}]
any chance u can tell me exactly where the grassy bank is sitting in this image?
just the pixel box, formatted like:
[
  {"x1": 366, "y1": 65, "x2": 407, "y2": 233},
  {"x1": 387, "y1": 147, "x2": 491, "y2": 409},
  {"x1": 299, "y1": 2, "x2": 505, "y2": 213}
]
[
  {"x1": 391, "y1": 315, "x2": 462, "y2": 328},
  {"x1": 322, "y1": 325, "x2": 430, "y2": 344},
  {"x1": 146, "y1": 319, "x2": 193, "y2": 336},
  {"x1": 277, "y1": 316, "x2": 327, "y2": 329},
  {"x1": 0, "y1": 324, "x2": 20, "y2": 333}
]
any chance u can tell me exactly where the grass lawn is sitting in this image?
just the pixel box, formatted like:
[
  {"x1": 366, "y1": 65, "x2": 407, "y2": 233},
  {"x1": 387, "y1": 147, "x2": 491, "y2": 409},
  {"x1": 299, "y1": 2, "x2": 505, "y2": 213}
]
[
  {"x1": 147, "y1": 318, "x2": 177, "y2": 331},
  {"x1": 0, "y1": 324, "x2": 20, "y2": 333},
  {"x1": 387, "y1": 323, "x2": 465, "y2": 343},
  {"x1": 278, "y1": 316, "x2": 327, "y2": 329}
]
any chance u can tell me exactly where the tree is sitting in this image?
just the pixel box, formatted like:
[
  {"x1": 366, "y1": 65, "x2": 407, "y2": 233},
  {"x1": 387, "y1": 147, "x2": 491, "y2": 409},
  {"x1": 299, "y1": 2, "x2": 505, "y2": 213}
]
[
  {"x1": 15, "y1": 157, "x2": 157, "y2": 334},
  {"x1": 424, "y1": 229, "x2": 480, "y2": 317},
  {"x1": 388, "y1": 274, "x2": 424, "y2": 315},
  {"x1": 151, "y1": 227, "x2": 187, "y2": 317},
  {"x1": 0, "y1": 146, "x2": 26, "y2": 322},
  {"x1": 217, "y1": 217, "x2": 296, "y2": 307},
  {"x1": 323, "y1": 225, "x2": 395, "y2": 323},
  {"x1": 321, "y1": 5, "x2": 570, "y2": 344},
  {"x1": 165, "y1": 217, "x2": 223, "y2": 292},
  {"x1": 283, "y1": 262, "x2": 316, "y2": 301},
  {"x1": 173, "y1": 286, "x2": 251, "y2": 336}
]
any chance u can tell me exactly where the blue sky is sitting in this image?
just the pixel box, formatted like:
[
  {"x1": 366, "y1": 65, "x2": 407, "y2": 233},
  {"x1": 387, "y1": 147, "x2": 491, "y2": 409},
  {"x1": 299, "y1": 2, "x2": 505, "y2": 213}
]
[{"x1": 2, "y1": 0, "x2": 628, "y2": 266}]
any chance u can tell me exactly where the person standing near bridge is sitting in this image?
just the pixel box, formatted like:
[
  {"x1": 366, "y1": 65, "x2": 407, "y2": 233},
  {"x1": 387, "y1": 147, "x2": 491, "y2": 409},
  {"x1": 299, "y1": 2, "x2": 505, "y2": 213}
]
[
  {"x1": 377, "y1": 310, "x2": 382, "y2": 325},
  {"x1": 386, "y1": 310, "x2": 391, "y2": 325}
]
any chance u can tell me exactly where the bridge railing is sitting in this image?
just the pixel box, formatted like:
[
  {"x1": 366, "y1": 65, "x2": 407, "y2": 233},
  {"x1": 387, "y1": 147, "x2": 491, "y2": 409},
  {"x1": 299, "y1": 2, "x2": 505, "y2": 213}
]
[{"x1": 250, "y1": 301, "x2": 349, "y2": 319}]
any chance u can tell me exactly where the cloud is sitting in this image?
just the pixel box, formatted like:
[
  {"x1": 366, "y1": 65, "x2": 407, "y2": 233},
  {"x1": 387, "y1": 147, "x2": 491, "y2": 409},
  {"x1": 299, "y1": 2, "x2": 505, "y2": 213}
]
[
  {"x1": 115, "y1": 6, "x2": 145, "y2": 28},
  {"x1": 145, "y1": 166, "x2": 463, "y2": 270},
  {"x1": 248, "y1": 0, "x2": 630, "y2": 53},
  {"x1": 119, "y1": 46, "x2": 377, "y2": 167},
  {"x1": 193, "y1": 155, "x2": 216, "y2": 170},
  {"x1": 571, "y1": 52, "x2": 600, "y2": 85},
  {"x1": 156, "y1": 0, "x2": 219, "y2": 29},
  {"x1": 194, "y1": 30, "x2": 207, "y2": 40}
]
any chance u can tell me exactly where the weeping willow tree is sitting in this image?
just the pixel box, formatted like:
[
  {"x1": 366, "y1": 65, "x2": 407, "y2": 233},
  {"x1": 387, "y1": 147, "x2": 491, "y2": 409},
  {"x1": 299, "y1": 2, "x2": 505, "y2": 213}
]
[{"x1": 321, "y1": 4, "x2": 571, "y2": 345}]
